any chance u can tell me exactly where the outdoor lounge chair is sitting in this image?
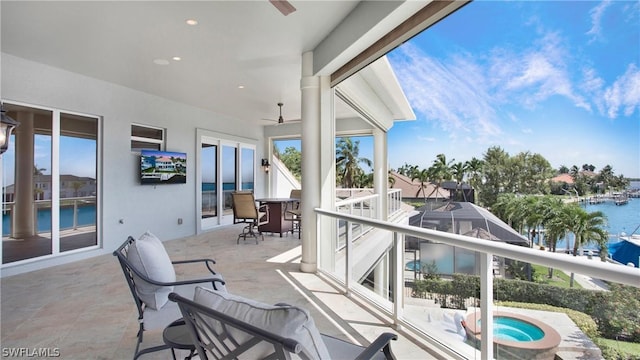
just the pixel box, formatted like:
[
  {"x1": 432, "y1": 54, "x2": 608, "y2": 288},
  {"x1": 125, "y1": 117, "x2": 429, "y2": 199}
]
[
  {"x1": 284, "y1": 189, "x2": 302, "y2": 239},
  {"x1": 231, "y1": 191, "x2": 269, "y2": 244},
  {"x1": 169, "y1": 287, "x2": 397, "y2": 360},
  {"x1": 114, "y1": 233, "x2": 226, "y2": 359}
]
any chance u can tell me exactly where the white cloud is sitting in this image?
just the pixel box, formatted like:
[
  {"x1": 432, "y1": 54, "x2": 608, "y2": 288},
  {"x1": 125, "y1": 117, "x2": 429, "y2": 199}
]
[
  {"x1": 586, "y1": 0, "x2": 612, "y2": 43},
  {"x1": 490, "y1": 32, "x2": 591, "y2": 112},
  {"x1": 391, "y1": 43, "x2": 502, "y2": 142},
  {"x1": 522, "y1": 128, "x2": 533, "y2": 134},
  {"x1": 603, "y1": 64, "x2": 640, "y2": 118},
  {"x1": 390, "y1": 31, "x2": 592, "y2": 142}
]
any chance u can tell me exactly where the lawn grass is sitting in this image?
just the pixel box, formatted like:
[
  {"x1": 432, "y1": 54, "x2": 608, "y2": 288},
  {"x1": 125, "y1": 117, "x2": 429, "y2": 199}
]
[
  {"x1": 531, "y1": 264, "x2": 583, "y2": 289},
  {"x1": 597, "y1": 338, "x2": 640, "y2": 359}
]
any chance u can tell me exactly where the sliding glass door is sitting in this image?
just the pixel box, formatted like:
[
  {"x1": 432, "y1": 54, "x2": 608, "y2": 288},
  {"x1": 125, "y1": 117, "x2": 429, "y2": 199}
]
[
  {"x1": 200, "y1": 143, "x2": 218, "y2": 223},
  {"x1": 199, "y1": 134, "x2": 255, "y2": 231},
  {"x1": 2, "y1": 103, "x2": 99, "y2": 264}
]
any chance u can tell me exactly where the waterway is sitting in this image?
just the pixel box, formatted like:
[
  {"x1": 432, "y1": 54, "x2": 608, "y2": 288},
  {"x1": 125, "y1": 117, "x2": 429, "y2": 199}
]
[
  {"x1": 3, "y1": 205, "x2": 96, "y2": 236},
  {"x1": 554, "y1": 197, "x2": 639, "y2": 251}
]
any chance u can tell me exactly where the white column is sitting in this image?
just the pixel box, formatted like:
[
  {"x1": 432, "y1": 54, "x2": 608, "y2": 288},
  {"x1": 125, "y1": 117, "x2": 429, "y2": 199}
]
[
  {"x1": 13, "y1": 112, "x2": 35, "y2": 238},
  {"x1": 373, "y1": 128, "x2": 387, "y2": 220},
  {"x1": 373, "y1": 129, "x2": 390, "y2": 301},
  {"x1": 300, "y1": 51, "x2": 320, "y2": 273},
  {"x1": 318, "y1": 76, "x2": 336, "y2": 271}
]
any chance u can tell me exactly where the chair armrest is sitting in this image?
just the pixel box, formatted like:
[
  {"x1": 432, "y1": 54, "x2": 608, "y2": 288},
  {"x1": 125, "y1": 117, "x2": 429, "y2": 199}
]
[
  {"x1": 258, "y1": 204, "x2": 269, "y2": 222},
  {"x1": 125, "y1": 258, "x2": 226, "y2": 291},
  {"x1": 354, "y1": 332, "x2": 397, "y2": 360},
  {"x1": 172, "y1": 258, "x2": 217, "y2": 275},
  {"x1": 170, "y1": 276, "x2": 226, "y2": 291}
]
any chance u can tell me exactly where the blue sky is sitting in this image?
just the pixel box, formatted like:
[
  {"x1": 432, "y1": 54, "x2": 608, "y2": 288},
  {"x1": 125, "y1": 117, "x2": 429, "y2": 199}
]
[{"x1": 387, "y1": 0, "x2": 639, "y2": 178}]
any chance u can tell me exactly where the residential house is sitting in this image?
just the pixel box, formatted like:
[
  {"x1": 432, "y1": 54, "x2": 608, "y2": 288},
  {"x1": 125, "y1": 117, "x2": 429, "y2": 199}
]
[{"x1": 2, "y1": 2, "x2": 637, "y2": 360}]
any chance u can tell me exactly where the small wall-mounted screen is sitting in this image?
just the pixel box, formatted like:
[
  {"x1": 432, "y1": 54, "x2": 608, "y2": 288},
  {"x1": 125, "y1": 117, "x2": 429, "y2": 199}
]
[{"x1": 140, "y1": 150, "x2": 187, "y2": 184}]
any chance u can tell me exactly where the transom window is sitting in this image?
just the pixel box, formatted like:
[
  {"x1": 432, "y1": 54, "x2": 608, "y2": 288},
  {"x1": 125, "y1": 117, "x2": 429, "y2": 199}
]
[{"x1": 131, "y1": 124, "x2": 165, "y2": 152}]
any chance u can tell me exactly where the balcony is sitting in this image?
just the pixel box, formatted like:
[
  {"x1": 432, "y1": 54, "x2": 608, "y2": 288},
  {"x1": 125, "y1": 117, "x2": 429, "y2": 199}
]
[
  {"x1": 316, "y1": 206, "x2": 640, "y2": 360},
  {"x1": 1, "y1": 203, "x2": 638, "y2": 359},
  {"x1": 0, "y1": 225, "x2": 440, "y2": 359}
]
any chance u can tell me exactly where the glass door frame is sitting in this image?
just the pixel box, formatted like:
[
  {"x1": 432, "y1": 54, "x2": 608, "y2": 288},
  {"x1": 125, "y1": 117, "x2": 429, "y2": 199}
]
[
  {"x1": 1, "y1": 100, "x2": 102, "y2": 266},
  {"x1": 196, "y1": 129, "x2": 256, "y2": 233}
]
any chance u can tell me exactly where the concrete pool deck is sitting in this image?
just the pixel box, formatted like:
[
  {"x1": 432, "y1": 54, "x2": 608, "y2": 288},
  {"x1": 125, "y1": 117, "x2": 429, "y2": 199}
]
[
  {"x1": 403, "y1": 300, "x2": 603, "y2": 360},
  {"x1": 477, "y1": 307, "x2": 603, "y2": 360}
]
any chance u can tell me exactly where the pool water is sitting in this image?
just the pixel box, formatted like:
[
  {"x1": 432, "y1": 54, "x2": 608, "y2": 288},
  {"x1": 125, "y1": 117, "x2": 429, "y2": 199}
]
[
  {"x1": 405, "y1": 260, "x2": 421, "y2": 271},
  {"x1": 478, "y1": 316, "x2": 545, "y2": 342}
]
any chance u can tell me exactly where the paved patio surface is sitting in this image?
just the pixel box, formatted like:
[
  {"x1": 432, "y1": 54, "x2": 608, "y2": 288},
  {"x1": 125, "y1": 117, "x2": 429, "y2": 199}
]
[{"x1": 1, "y1": 225, "x2": 441, "y2": 359}]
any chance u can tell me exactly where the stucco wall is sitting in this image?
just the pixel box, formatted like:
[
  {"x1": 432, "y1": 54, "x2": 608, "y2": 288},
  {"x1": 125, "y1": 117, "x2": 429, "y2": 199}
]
[{"x1": 1, "y1": 53, "x2": 265, "y2": 276}]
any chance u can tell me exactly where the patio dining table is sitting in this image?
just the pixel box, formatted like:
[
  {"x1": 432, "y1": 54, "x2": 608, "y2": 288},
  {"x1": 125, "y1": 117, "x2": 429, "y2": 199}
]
[{"x1": 255, "y1": 198, "x2": 297, "y2": 237}]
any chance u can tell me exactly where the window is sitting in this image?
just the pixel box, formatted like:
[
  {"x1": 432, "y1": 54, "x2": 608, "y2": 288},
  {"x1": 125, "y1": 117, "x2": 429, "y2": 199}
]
[
  {"x1": 131, "y1": 124, "x2": 164, "y2": 152},
  {"x1": 2, "y1": 102, "x2": 100, "y2": 264}
]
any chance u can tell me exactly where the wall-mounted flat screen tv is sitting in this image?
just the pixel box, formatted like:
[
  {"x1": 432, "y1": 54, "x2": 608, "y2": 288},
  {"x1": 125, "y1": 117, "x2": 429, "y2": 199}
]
[{"x1": 140, "y1": 150, "x2": 187, "y2": 184}]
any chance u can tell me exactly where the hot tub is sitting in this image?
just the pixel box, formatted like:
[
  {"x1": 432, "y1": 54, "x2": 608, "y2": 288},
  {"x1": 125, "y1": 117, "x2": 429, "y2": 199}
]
[{"x1": 464, "y1": 311, "x2": 561, "y2": 360}]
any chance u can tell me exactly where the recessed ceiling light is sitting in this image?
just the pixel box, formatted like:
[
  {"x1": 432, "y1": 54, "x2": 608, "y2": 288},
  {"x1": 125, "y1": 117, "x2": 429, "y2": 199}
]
[
  {"x1": 186, "y1": 19, "x2": 198, "y2": 26},
  {"x1": 238, "y1": 85, "x2": 245, "y2": 89},
  {"x1": 153, "y1": 59, "x2": 170, "y2": 65},
  {"x1": 172, "y1": 56, "x2": 181, "y2": 61}
]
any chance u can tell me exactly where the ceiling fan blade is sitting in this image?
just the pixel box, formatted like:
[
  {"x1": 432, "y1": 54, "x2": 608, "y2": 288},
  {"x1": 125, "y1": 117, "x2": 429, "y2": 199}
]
[
  {"x1": 269, "y1": 0, "x2": 296, "y2": 16},
  {"x1": 261, "y1": 102, "x2": 285, "y2": 125}
]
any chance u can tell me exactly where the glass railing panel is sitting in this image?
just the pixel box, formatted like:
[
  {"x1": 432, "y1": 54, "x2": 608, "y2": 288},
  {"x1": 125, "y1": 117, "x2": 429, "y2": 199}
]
[
  {"x1": 325, "y1": 217, "x2": 347, "y2": 284},
  {"x1": 403, "y1": 241, "x2": 482, "y2": 359},
  {"x1": 315, "y1": 208, "x2": 640, "y2": 360},
  {"x1": 351, "y1": 234, "x2": 395, "y2": 308},
  {"x1": 489, "y1": 255, "x2": 638, "y2": 360},
  {"x1": 201, "y1": 190, "x2": 217, "y2": 218}
]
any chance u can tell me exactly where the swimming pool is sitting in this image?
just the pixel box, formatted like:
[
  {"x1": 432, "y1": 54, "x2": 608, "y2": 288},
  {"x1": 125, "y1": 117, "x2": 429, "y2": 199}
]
[
  {"x1": 405, "y1": 260, "x2": 421, "y2": 271},
  {"x1": 489, "y1": 316, "x2": 544, "y2": 342},
  {"x1": 464, "y1": 311, "x2": 561, "y2": 360}
]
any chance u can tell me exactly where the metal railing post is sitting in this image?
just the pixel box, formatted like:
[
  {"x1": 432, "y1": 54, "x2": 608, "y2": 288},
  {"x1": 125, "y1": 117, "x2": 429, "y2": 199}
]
[
  {"x1": 73, "y1": 199, "x2": 78, "y2": 230},
  {"x1": 480, "y1": 252, "x2": 494, "y2": 360},
  {"x1": 392, "y1": 231, "x2": 403, "y2": 328},
  {"x1": 345, "y1": 220, "x2": 352, "y2": 296}
]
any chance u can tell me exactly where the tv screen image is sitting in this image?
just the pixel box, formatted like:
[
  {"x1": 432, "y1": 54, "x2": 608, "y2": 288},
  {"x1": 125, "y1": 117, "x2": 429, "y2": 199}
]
[{"x1": 140, "y1": 150, "x2": 187, "y2": 184}]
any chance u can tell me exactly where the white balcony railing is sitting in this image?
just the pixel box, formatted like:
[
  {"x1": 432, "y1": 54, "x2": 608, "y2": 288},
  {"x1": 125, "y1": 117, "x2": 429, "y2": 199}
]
[
  {"x1": 315, "y1": 208, "x2": 640, "y2": 360},
  {"x1": 333, "y1": 188, "x2": 404, "y2": 249},
  {"x1": 2, "y1": 196, "x2": 97, "y2": 236}
]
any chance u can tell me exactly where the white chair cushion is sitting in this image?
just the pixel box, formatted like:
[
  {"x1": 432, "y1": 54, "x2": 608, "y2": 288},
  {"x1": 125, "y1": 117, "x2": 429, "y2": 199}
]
[
  {"x1": 127, "y1": 231, "x2": 176, "y2": 310},
  {"x1": 194, "y1": 286, "x2": 331, "y2": 360}
]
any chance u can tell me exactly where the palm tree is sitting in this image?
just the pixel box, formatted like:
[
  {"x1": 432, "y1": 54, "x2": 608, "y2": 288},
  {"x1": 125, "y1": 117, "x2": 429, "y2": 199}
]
[
  {"x1": 71, "y1": 181, "x2": 84, "y2": 197},
  {"x1": 33, "y1": 165, "x2": 46, "y2": 175},
  {"x1": 566, "y1": 206, "x2": 608, "y2": 287},
  {"x1": 569, "y1": 208, "x2": 608, "y2": 257},
  {"x1": 492, "y1": 193, "x2": 517, "y2": 227},
  {"x1": 598, "y1": 165, "x2": 615, "y2": 195},
  {"x1": 353, "y1": 170, "x2": 373, "y2": 188},
  {"x1": 397, "y1": 163, "x2": 417, "y2": 177},
  {"x1": 426, "y1": 153, "x2": 453, "y2": 201},
  {"x1": 450, "y1": 161, "x2": 468, "y2": 202},
  {"x1": 465, "y1": 157, "x2": 484, "y2": 202},
  {"x1": 411, "y1": 168, "x2": 432, "y2": 202},
  {"x1": 335, "y1": 137, "x2": 372, "y2": 188},
  {"x1": 544, "y1": 199, "x2": 571, "y2": 278},
  {"x1": 569, "y1": 165, "x2": 580, "y2": 179}
]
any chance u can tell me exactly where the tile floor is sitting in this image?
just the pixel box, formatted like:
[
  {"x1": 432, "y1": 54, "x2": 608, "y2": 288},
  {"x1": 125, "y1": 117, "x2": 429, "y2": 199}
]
[{"x1": 1, "y1": 225, "x2": 441, "y2": 360}]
